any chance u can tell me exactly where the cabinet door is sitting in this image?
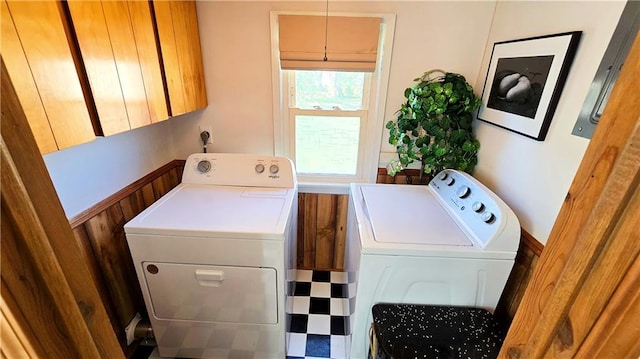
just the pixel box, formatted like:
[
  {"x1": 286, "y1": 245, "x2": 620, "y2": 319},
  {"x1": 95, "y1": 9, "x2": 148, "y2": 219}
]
[
  {"x1": 127, "y1": 1, "x2": 168, "y2": 123},
  {"x1": 67, "y1": 0, "x2": 150, "y2": 135},
  {"x1": 101, "y1": 1, "x2": 153, "y2": 131},
  {"x1": 154, "y1": 0, "x2": 207, "y2": 116},
  {"x1": 1, "y1": 0, "x2": 94, "y2": 154}
]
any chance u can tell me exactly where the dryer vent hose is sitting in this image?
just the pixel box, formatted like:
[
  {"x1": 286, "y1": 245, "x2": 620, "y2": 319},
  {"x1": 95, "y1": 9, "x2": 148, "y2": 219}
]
[{"x1": 133, "y1": 319, "x2": 154, "y2": 341}]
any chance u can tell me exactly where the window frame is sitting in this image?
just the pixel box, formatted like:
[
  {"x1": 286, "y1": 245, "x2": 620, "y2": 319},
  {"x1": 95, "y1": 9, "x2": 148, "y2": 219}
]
[{"x1": 270, "y1": 10, "x2": 396, "y2": 191}]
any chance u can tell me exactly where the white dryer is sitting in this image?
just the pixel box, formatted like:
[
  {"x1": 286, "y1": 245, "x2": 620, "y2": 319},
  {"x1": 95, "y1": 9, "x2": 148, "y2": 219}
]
[
  {"x1": 346, "y1": 169, "x2": 520, "y2": 358},
  {"x1": 125, "y1": 153, "x2": 297, "y2": 359}
]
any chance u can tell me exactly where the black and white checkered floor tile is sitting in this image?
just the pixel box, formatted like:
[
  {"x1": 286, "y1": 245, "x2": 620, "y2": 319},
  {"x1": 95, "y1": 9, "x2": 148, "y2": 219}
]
[{"x1": 286, "y1": 269, "x2": 353, "y2": 359}]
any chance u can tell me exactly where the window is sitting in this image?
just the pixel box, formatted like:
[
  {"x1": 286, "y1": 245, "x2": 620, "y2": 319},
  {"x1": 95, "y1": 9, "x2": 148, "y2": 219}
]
[
  {"x1": 270, "y1": 12, "x2": 396, "y2": 188},
  {"x1": 290, "y1": 71, "x2": 369, "y2": 176}
]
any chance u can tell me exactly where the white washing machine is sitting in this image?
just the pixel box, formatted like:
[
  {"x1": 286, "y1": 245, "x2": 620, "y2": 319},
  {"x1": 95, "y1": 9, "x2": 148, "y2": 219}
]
[
  {"x1": 125, "y1": 153, "x2": 297, "y2": 359},
  {"x1": 346, "y1": 169, "x2": 520, "y2": 358}
]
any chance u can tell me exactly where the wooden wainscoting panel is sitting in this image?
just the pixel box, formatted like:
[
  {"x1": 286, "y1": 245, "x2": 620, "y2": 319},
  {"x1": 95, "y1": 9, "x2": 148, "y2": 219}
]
[
  {"x1": 333, "y1": 195, "x2": 349, "y2": 270},
  {"x1": 495, "y1": 229, "x2": 544, "y2": 323},
  {"x1": 141, "y1": 182, "x2": 156, "y2": 207},
  {"x1": 297, "y1": 194, "x2": 306, "y2": 267},
  {"x1": 151, "y1": 175, "x2": 169, "y2": 199},
  {"x1": 151, "y1": 167, "x2": 180, "y2": 199},
  {"x1": 71, "y1": 225, "x2": 104, "y2": 298},
  {"x1": 297, "y1": 192, "x2": 350, "y2": 270},
  {"x1": 71, "y1": 225, "x2": 122, "y2": 343},
  {"x1": 68, "y1": 159, "x2": 185, "y2": 353},
  {"x1": 495, "y1": 237, "x2": 540, "y2": 322},
  {"x1": 315, "y1": 194, "x2": 338, "y2": 269},
  {"x1": 170, "y1": 166, "x2": 181, "y2": 186},
  {"x1": 119, "y1": 189, "x2": 147, "y2": 222},
  {"x1": 82, "y1": 205, "x2": 143, "y2": 330},
  {"x1": 302, "y1": 193, "x2": 318, "y2": 268},
  {"x1": 376, "y1": 167, "x2": 427, "y2": 184}
]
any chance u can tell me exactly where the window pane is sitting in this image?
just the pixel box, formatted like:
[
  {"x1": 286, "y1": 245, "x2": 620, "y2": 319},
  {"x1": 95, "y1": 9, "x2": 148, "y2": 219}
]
[
  {"x1": 295, "y1": 115, "x2": 360, "y2": 175},
  {"x1": 295, "y1": 71, "x2": 365, "y2": 110}
]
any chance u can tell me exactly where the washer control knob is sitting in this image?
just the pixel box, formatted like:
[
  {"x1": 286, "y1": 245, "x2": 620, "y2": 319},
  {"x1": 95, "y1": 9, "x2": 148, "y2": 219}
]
[
  {"x1": 197, "y1": 160, "x2": 211, "y2": 173},
  {"x1": 438, "y1": 172, "x2": 448, "y2": 181},
  {"x1": 445, "y1": 176, "x2": 455, "y2": 186},
  {"x1": 255, "y1": 164, "x2": 265, "y2": 173},
  {"x1": 481, "y1": 212, "x2": 495, "y2": 224},
  {"x1": 472, "y1": 201, "x2": 485, "y2": 212},
  {"x1": 457, "y1": 186, "x2": 470, "y2": 198},
  {"x1": 270, "y1": 164, "x2": 279, "y2": 174}
]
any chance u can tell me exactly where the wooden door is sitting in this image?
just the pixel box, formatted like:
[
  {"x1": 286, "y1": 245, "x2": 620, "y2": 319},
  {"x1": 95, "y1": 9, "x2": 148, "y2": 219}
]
[
  {"x1": 1, "y1": 0, "x2": 94, "y2": 154},
  {"x1": 499, "y1": 32, "x2": 640, "y2": 358},
  {"x1": 153, "y1": 0, "x2": 207, "y2": 116},
  {"x1": 1, "y1": 59, "x2": 123, "y2": 358}
]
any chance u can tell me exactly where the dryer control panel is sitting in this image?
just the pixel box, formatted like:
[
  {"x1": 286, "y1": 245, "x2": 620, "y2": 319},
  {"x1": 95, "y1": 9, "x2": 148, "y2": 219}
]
[
  {"x1": 429, "y1": 169, "x2": 519, "y2": 250},
  {"x1": 182, "y1": 153, "x2": 297, "y2": 188}
]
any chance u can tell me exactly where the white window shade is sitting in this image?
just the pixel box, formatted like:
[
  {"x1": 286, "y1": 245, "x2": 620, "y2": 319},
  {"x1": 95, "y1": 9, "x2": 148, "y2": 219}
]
[{"x1": 278, "y1": 15, "x2": 381, "y2": 72}]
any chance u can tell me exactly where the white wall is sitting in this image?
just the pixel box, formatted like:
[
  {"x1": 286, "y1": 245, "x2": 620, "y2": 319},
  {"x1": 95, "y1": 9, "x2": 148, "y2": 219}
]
[
  {"x1": 44, "y1": 120, "x2": 176, "y2": 219},
  {"x1": 472, "y1": 1, "x2": 625, "y2": 243},
  {"x1": 376, "y1": 1, "x2": 497, "y2": 165},
  {"x1": 170, "y1": 1, "x2": 497, "y2": 159}
]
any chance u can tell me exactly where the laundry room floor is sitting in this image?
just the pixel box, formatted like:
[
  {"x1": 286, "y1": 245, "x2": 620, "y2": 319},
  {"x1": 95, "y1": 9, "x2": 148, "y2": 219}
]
[
  {"x1": 134, "y1": 269, "x2": 355, "y2": 359},
  {"x1": 286, "y1": 269, "x2": 354, "y2": 359}
]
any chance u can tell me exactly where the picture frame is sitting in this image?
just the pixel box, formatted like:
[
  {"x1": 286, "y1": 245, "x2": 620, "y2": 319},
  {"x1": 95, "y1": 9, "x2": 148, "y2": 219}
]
[{"x1": 477, "y1": 31, "x2": 582, "y2": 141}]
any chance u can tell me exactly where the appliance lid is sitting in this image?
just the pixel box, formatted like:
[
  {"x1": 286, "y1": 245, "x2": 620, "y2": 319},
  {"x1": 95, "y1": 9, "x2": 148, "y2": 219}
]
[
  {"x1": 360, "y1": 185, "x2": 472, "y2": 246},
  {"x1": 124, "y1": 184, "x2": 294, "y2": 238}
]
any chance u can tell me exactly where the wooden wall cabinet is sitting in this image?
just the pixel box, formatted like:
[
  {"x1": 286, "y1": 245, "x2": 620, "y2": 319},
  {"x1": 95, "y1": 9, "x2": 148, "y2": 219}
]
[
  {"x1": 1, "y1": 0, "x2": 95, "y2": 154},
  {"x1": 153, "y1": 0, "x2": 208, "y2": 116},
  {"x1": 66, "y1": 0, "x2": 168, "y2": 136},
  {"x1": 2, "y1": 0, "x2": 207, "y2": 153}
]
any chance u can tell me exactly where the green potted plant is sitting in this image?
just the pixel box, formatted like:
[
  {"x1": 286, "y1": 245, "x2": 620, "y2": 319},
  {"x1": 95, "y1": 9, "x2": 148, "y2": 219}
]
[{"x1": 386, "y1": 70, "x2": 482, "y2": 183}]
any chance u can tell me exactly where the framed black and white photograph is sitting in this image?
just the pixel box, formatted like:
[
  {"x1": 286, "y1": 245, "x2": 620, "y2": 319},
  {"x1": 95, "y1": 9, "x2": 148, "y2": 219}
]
[{"x1": 477, "y1": 31, "x2": 582, "y2": 141}]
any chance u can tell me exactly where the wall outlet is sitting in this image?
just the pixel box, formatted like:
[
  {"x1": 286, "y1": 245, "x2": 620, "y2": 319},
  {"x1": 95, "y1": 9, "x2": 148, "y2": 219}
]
[{"x1": 198, "y1": 125, "x2": 213, "y2": 144}]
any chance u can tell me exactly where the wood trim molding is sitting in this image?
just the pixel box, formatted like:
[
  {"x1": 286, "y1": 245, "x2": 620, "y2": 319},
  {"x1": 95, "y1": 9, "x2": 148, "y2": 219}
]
[
  {"x1": 376, "y1": 167, "x2": 423, "y2": 176},
  {"x1": 521, "y1": 229, "x2": 544, "y2": 256},
  {"x1": 376, "y1": 167, "x2": 427, "y2": 184},
  {"x1": 69, "y1": 159, "x2": 185, "y2": 228}
]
